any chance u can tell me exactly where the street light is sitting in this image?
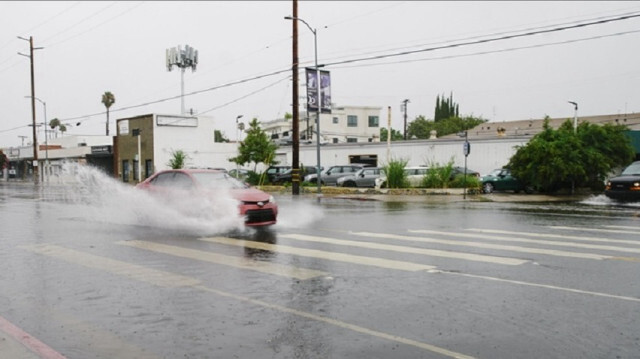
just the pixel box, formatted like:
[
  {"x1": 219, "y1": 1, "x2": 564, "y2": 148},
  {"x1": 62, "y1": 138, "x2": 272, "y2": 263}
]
[
  {"x1": 568, "y1": 101, "x2": 578, "y2": 133},
  {"x1": 285, "y1": 15, "x2": 322, "y2": 196},
  {"x1": 25, "y1": 96, "x2": 48, "y2": 182},
  {"x1": 235, "y1": 114, "x2": 243, "y2": 179}
]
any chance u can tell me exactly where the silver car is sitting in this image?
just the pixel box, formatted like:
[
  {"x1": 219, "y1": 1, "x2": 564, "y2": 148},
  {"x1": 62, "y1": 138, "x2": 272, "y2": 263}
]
[
  {"x1": 304, "y1": 164, "x2": 370, "y2": 186},
  {"x1": 337, "y1": 167, "x2": 385, "y2": 188}
]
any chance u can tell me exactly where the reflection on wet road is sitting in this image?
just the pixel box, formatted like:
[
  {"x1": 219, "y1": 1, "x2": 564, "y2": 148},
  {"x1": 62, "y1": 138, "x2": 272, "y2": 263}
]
[{"x1": 1, "y1": 172, "x2": 640, "y2": 359}]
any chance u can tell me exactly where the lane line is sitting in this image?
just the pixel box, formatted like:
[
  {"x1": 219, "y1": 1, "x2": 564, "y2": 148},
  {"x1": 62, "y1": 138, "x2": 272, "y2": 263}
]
[
  {"x1": 199, "y1": 236, "x2": 437, "y2": 272},
  {"x1": 550, "y1": 225, "x2": 640, "y2": 236},
  {"x1": 21, "y1": 244, "x2": 201, "y2": 288},
  {"x1": 280, "y1": 233, "x2": 527, "y2": 266},
  {"x1": 605, "y1": 225, "x2": 640, "y2": 230},
  {"x1": 437, "y1": 270, "x2": 640, "y2": 303},
  {"x1": 117, "y1": 240, "x2": 328, "y2": 280},
  {"x1": 409, "y1": 229, "x2": 640, "y2": 254},
  {"x1": 351, "y1": 232, "x2": 612, "y2": 260},
  {"x1": 21, "y1": 243, "x2": 474, "y2": 359},
  {"x1": 194, "y1": 284, "x2": 475, "y2": 359},
  {"x1": 0, "y1": 315, "x2": 67, "y2": 359},
  {"x1": 467, "y1": 228, "x2": 639, "y2": 246}
]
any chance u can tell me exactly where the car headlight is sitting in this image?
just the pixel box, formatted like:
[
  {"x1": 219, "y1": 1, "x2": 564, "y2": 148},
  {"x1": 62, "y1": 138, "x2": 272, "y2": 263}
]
[{"x1": 631, "y1": 182, "x2": 640, "y2": 191}]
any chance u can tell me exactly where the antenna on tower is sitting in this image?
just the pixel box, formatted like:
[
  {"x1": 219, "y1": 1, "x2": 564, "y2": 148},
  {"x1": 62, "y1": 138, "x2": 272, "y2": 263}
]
[{"x1": 166, "y1": 44, "x2": 199, "y2": 115}]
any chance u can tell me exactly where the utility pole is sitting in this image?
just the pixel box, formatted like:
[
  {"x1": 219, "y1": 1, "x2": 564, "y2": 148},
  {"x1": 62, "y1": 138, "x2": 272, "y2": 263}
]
[
  {"x1": 18, "y1": 36, "x2": 43, "y2": 184},
  {"x1": 402, "y1": 99, "x2": 410, "y2": 140},
  {"x1": 290, "y1": 0, "x2": 300, "y2": 195}
]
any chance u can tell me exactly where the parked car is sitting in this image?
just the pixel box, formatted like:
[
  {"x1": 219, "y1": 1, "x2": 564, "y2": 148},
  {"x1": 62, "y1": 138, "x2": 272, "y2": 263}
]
[
  {"x1": 604, "y1": 161, "x2": 640, "y2": 201},
  {"x1": 481, "y1": 168, "x2": 533, "y2": 194},
  {"x1": 304, "y1": 164, "x2": 371, "y2": 186},
  {"x1": 136, "y1": 169, "x2": 277, "y2": 227},
  {"x1": 450, "y1": 166, "x2": 480, "y2": 179},
  {"x1": 228, "y1": 168, "x2": 250, "y2": 180},
  {"x1": 375, "y1": 166, "x2": 430, "y2": 188},
  {"x1": 264, "y1": 165, "x2": 291, "y2": 184},
  {"x1": 337, "y1": 167, "x2": 385, "y2": 188},
  {"x1": 272, "y1": 166, "x2": 324, "y2": 185}
]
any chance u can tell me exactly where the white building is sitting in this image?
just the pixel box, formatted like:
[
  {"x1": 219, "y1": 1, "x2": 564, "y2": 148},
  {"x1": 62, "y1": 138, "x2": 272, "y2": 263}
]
[{"x1": 262, "y1": 105, "x2": 383, "y2": 145}]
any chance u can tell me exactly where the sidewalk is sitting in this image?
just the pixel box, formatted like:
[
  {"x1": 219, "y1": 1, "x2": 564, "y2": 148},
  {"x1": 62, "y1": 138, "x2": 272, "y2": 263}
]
[{"x1": 260, "y1": 185, "x2": 589, "y2": 203}]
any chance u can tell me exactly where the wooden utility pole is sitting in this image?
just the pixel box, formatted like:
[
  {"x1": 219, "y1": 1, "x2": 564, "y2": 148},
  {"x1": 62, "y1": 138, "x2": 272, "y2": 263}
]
[{"x1": 18, "y1": 36, "x2": 41, "y2": 184}]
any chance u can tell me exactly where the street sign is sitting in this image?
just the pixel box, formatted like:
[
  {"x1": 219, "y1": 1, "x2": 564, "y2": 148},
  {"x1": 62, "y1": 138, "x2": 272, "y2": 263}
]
[{"x1": 463, "y1": 141, "x2": 470, "y2": 157}]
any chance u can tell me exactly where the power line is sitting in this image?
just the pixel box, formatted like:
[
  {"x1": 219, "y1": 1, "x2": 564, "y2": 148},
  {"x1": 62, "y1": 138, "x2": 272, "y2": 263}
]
[{"x1": 322, "y1": 12, "x2": 640, "y2": 68}]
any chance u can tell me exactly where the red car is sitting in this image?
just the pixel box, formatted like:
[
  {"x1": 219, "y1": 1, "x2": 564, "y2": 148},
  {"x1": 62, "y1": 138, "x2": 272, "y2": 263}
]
[{"x1": 136, "y1": 169, "x2": 277, "y2": 227}]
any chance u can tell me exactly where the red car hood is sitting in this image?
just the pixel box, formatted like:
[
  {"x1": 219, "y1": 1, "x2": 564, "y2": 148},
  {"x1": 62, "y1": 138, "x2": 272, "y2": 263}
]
[{"x1": 228, "y1": 188, "x2": 271, "y2": 202}]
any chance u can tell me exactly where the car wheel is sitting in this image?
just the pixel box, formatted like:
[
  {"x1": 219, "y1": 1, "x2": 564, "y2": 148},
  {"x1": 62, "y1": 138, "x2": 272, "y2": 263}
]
[
  {"x1": 483, "y1": 182, "x2": 494, "y2": 193},
  {"x1": 524, "y1": 185, "x2": 534, "y2": 194},
  {"x1": 344, "y1": 181, "x2": 356, "y2": 187}
]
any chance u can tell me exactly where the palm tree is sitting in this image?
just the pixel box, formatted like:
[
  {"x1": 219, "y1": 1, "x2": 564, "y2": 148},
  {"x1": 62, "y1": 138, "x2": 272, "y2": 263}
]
[{"x1": 101, "y1": 91, "x2": 115, "y2": 136}]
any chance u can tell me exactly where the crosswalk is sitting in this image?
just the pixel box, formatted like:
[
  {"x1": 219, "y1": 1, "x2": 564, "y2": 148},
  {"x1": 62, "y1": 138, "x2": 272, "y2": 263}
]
[{"x1": 20, "y1": 223, "x2": 640, "y2": 284}]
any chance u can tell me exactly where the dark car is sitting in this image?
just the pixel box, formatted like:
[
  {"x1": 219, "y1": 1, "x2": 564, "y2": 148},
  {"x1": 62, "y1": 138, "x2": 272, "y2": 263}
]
[
  {"x1": 272, "y1": 166, "x2": 324, "y2": 185},
  {"x1": 450, "y1": 166, "x2": 480, "y2": 179},
  {"x1": 605, "y1": 161, "x2": 640, "y2": 201},
  {"x1": 136, "y1": 169, "x2": 277, "y2": 227},
  {"x1": 481, "y1": 168, "x2": 533, "y2": 194},
  {"x1": 264, "y1": 165, "x2": 291, "y2": 184}
]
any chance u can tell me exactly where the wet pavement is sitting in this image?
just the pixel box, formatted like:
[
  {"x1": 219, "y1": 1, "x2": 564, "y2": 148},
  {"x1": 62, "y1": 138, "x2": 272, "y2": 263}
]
[{"x1": 1, "y1": 170, "x2": 640, "y2": 359}]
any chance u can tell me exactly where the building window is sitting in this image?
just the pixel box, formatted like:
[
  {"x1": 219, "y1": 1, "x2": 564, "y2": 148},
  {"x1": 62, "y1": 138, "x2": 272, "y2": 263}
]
[
  {"x1": 133, "y1": 160, "x2": 139, "y2": 181},
  {"x1": 333, "y1": 117, "x2": 339, "y2": 124},
  {"x1": 347, "y1": 115, "x2": 358, "y2": 127},
  {"x1": 347, "y1": 138, "x2": 357, "y2": 143},
  {"x1": 122, "y1": 160, "x2": 130, "y2": 182},
  {"x1": 145, "y1": 160, "x2": 153, "y2": 179},
  {"x1": 332, "y1": 138, "x2": 339, "y2": 144},
  {"x1": 368, "y1": 116, "x2": 379, "y2": 127}
]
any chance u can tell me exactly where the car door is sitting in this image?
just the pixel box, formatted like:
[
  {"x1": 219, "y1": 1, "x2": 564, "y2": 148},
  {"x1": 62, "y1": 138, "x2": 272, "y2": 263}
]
[
  {"x1": 358, "y1": 168, "x2": 378, "y2": 187},
  {"x1": 494, "y1": 169, "x2": 516, "y2": 191}
]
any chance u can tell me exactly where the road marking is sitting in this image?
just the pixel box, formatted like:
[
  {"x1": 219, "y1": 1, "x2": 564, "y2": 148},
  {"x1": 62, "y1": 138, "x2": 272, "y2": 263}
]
[
  {"x1": 605, "y1": 225, "x2": 640, "y2": 230},
  {"x1": 281, "y1": 233, "x2": 527, "y2": 266},
  {"x1": 0, "y1": 315, "x2": 67, "y2": 359},
  {"x1": 410, "y1": 229, "x2": 640, "y2": 254},
  {"x1": 194, "y1": 284, "x2": 476, "y2": 359},
  {"x1": 117, "y1": 240, "x2": 328, "y2": 280},
  {"x1": 437, "y1": 270, "x2": 640, "y2": 303},
  {"x1": 550, "y1": 225, "x2": 640, "y2": 236},
  {"x1": 200, "y1": 236, "x2": 437, "y2": 272},
  {"x1": 21, "y1": 243, "x2": 474, "y2": 359},
  {"x1": 352, "y1": 232, "x2": 613, "y2": 260},
  {"x1": 468, "y1": 228, "x2": 639, "y2": 246},
  {"x1": 21, "y1": 244, "x2": 201, "y2": 288}
]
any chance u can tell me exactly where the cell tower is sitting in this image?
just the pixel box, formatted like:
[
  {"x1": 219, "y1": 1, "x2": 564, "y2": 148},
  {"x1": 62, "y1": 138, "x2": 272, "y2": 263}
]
[{"x1": 166, "y1": 45, "x2": 198, "y2": 115}]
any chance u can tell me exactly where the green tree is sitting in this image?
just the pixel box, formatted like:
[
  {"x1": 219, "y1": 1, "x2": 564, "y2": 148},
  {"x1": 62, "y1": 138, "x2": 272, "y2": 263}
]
[
  {"x1": 434, "y1": 92, "x2": 459, "y2": 122},
  {"x1": 407, "y1": 115, "x2": 486, "y2": 139},
  {"x1": 508, "y1": 118, "x2": 634, "y2": 192},
  {"x1": 228, "y1": 118, "x2": 278, "y2": 171},
  {"x1": 101, "y1": 91, "x2": 115, "y2": 136},
  {"x1": 214, "y1": 130, "x2": 229, "y2": 143},
  {"x1": 167, "y1": 149, "x2": 189, "y2": 169},
  {"x1": 380, "y1": 127, "x2": 404, "y2": 141}
]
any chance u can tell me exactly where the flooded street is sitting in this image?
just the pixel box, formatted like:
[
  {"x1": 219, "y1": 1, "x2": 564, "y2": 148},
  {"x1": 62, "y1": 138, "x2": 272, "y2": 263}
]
[{"x1": 1, "y1": 166, "x2": 639, "y2": 358}]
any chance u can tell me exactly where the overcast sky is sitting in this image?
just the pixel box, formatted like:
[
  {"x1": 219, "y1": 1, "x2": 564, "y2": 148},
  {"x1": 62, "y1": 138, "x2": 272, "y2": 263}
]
[{"x1": 1, "y1": 1, "x2": 639, "y2": 147}]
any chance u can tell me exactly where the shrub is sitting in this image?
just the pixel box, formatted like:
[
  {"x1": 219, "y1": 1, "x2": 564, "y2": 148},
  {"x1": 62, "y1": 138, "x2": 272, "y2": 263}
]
[
  {"x1": 384, "y1": 159, "x2": 409, "y2": 188},
  {"x1": 450, "y1": 174, "x2": 481, "y2": 189},
  {"x1": 422, "y1": 160, "x2": 454, "y2": 188}
]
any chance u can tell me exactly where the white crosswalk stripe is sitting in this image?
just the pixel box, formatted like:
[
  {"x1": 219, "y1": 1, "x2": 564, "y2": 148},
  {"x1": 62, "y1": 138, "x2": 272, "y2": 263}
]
[{"x1": 351, "y1": 231, "x2": 614, "y2": 260}]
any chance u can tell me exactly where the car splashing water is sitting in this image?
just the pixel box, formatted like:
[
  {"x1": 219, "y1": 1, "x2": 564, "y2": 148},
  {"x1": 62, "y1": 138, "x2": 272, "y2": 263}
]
[{"x1": 45, "y1": 162, "x2": 246, "y2": 235}]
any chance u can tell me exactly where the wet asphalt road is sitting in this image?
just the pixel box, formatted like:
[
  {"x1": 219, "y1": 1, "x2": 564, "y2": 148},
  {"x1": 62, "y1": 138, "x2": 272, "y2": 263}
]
[{"x1": 1, "y1": 177, "x2": 639, "y2": 359}]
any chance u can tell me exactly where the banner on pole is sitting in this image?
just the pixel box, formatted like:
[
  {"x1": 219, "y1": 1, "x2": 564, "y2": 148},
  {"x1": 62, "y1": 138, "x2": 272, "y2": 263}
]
[{"x1": 305, "y1": 68, "x2": 331, "y2": 114}]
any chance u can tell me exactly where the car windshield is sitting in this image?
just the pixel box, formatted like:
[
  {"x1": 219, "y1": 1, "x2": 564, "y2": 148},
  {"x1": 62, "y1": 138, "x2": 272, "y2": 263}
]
[
  {"x1": 488, "y1": 169, "x2": 503, "y2": 176},
  {"x1": 621, "y1": 162, "x2": 640, "y2": 176},
  {"x1": 191, "y1": 172, "x2": 248, "y2": 189}
]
